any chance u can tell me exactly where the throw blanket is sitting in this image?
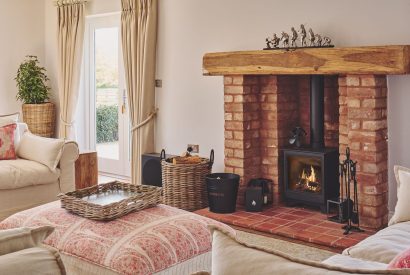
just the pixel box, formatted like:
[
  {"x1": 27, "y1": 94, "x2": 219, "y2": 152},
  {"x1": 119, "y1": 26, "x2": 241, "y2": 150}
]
[{"x1": 0, "y1": 201, "x2": 233, "y2": 275}]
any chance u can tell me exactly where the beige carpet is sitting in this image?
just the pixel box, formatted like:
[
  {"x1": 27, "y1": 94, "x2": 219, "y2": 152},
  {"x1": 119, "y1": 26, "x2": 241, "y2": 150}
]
[{"x1": 236, "y1": 230, "x2": 336, "y2": 262}]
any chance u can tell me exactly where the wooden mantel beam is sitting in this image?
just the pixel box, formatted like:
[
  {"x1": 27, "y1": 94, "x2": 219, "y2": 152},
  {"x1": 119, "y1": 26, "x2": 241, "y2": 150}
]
[{"x1": 203, "y1": 45, "x2": 410, "y2": 76}]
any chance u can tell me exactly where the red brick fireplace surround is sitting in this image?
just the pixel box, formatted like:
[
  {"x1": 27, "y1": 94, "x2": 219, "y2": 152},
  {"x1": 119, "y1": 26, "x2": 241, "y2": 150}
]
[{"x1": 203, "y1": 45, "x2": 410, "y2": 229}]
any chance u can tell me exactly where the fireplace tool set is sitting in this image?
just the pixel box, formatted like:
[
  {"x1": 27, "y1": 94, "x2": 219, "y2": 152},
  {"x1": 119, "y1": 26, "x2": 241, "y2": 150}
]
[{"x1": 328, "y1": 147, "x2": 364, "y2": 234}]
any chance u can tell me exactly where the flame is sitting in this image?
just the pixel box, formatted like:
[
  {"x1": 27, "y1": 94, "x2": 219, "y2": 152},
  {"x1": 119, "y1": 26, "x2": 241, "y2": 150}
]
[
  {"x1": 308, "y1": 166, "x2": 317, "y2": 183},
  {"x1": 300, "y1": 166, "x2": 319, "y2": 192},
  {"x1": 301, "y1": 166, "x2": 317, "y2": 183}
]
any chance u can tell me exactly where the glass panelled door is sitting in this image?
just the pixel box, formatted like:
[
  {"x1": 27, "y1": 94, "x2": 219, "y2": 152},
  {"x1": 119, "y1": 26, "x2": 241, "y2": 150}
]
[{"x1": 85, "y1": 14, "x2": 130, "y2": 178}]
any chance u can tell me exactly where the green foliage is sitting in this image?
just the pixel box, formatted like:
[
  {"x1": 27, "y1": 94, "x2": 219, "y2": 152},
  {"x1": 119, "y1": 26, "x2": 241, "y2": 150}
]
[
  {"x1": 96, "y1": 105, "x2": 118, "y2": 143},
  {"x1": 15, "y1": 55, "x2": 50, "y2": 104}
]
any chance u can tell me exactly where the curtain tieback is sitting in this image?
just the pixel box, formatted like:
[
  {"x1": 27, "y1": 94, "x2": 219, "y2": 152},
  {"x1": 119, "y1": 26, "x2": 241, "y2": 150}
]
[
  {"x1": 131, "y1": 108, "x2": 158, "y2": 132},
  {"x1": 60, "y1": 114, "x2": 75, "y2": 127}
]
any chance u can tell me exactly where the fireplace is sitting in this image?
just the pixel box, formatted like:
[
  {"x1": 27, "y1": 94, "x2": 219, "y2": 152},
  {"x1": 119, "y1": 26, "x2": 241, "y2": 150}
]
[
  {"x1": 282, "y1": 75, "x2": 339, "y2": 211},
  {"x1": 202, "y1": 45, "x2": 406, "y2": 229}
]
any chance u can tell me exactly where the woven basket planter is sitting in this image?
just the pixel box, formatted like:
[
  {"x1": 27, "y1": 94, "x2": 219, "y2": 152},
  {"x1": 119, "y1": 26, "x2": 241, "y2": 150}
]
[
  {"x1": 22, "y1": 102, "x2": 55, "y2": 137},
  {"x1": 161, "y1": 150, "x2": 214, "y2": 211}
]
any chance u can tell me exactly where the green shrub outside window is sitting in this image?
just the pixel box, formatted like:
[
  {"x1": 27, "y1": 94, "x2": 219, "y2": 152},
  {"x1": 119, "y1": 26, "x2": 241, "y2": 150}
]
[{"x1": 96, "y1": 105, "x2": 118, "y2": 143}]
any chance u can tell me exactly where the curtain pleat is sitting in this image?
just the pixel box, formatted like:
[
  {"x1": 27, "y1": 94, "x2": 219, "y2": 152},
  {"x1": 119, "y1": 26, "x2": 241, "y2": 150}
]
[
  {"x1": 57, "y1": 3, "x2": 85, "y2": 139},
  {"x1": 121, "y1": 0, "x2": 157, "y2": 184}
]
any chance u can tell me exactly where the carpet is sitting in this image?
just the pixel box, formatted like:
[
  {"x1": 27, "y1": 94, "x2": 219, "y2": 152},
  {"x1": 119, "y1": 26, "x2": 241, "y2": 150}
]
[{"x1": 235, "y1": 230, "x2": 336, "y2": 262}]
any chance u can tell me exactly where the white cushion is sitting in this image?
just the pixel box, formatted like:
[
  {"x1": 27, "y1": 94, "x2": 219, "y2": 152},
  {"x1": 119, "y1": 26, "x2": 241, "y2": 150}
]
[
  {"x1": 14, "y1": 123, "x2": 28, "y2": 149},
  {"x1": 342, "y1": 221, "x2": 410, "y2": 263},
  {"x1": 389, "y1": 166, "x2": 410, "y2": 226},
  {"x1": 0, "y1": 159, "x2": 60, "y2": 189},
  {"x1": 17, "y1": 132, "x2": 65, "y2": 172}
]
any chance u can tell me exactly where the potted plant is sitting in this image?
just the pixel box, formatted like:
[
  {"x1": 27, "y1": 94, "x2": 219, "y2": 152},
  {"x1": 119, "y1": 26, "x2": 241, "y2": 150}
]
[{"x1": 15, "y1": 55, "x2": 55, "y2": 137}]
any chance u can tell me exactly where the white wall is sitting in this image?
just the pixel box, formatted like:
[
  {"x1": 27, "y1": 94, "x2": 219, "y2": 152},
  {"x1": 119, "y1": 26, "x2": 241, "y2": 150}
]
[
  {"x1": 388, "y1": 76, "x2": 410, "y2": 209},
  {"x1": 39, "y1": 0, "x2": 410, "y2": 211},
  {"x1": 0, "y1": 0, "x2": 45, "y2": 114},
  {"x1": 155, "y1": 0, "x2": 410, "y2": 212},
  {"x1": 86, "y1": 0, "x2": 120, "y2": 15},
  {"x1": 44, "y1": 0, "x2": 59, "y2": 129}
]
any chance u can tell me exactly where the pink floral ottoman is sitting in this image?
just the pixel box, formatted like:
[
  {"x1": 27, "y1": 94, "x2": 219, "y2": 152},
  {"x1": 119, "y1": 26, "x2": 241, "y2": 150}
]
[{"x1": 0, "y1": 201, "x2": 233, "y2": 275}]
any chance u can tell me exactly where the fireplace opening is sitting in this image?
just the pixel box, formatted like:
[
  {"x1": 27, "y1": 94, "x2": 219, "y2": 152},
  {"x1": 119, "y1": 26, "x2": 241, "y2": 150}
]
[
  {"x1": 288, "y1": 155, "x2": 322, "y2": 193},
  {"x1": 282, "y1": 75, "x2": 340, "y2": 212},
  {"x1": 283, "y1": 148, "x2": 339, "y2": 212}
]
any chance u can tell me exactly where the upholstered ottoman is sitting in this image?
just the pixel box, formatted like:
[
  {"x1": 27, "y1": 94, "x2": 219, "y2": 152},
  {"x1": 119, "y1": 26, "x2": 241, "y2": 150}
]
[{"x1": 0, "y1": 201, "x2": 233, "y2": 275}]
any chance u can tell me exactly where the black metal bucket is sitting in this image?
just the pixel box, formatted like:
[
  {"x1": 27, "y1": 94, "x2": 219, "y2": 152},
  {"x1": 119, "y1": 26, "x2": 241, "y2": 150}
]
[{"x1": 206, "y1": 173, "x2": 240, "y2": 213}]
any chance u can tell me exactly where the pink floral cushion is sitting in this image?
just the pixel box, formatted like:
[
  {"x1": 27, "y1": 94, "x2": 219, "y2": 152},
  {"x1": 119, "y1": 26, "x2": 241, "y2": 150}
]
[
  {"x1": 388, "y1": 247, "x2": 410, "y2": 269},
  {"x1": 0, "y1": 201, "x2": 234, "y2": 275},
  {"x1": 0, "y1": 123, "x2": 17, "y2": 160}
]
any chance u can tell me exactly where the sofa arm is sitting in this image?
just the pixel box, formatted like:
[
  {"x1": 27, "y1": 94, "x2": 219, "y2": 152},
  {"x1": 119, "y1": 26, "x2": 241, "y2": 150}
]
[{"x1": 58, "y1": 141, "x2": 79, "y2": 193}]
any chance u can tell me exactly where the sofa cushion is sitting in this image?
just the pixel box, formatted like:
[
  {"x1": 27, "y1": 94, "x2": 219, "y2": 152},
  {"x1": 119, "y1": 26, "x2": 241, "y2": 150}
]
[
  {"x1": 389, "y1": 166, "x2": 410, "y2": 226},
  {"x1": 0, "y1": 226, "x2": 54, "y2": 256},
  {"x1": 388, "y1": 247, "x2": 410, "y2": 269},
  {"x1": 14, "y1": 122, "x2": 28, "y2": 149},
  {"x1": 343, "y1": 221, "x2": 410, "y2": 264},
  {"x1": 0, "y1": 159, "x2": 60, "y2": 189},
  {"x1": 0, "y1": 124, "x2": 17, "y2": 160},
  {"x1": 0, "y1": 115, "x2": 21, "y2": 148},
  {"x1": 0, "y1": 225, "x2": 65, "y2": 275},
  {"x1": 0, "y1": 247, "x2": 66, "y2": 275},
  {"x1": 17, "y1": 132, "x2": 65, "y2": 171}
]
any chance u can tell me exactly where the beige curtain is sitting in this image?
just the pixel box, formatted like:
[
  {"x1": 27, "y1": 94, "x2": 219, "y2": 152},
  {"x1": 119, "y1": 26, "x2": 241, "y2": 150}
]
[
  {"x1": 121, "y1": 0, "x2": 157, "y2": 185},
  {"x1": 57, "y1": 1, "x2": 85, "y2": 139}
]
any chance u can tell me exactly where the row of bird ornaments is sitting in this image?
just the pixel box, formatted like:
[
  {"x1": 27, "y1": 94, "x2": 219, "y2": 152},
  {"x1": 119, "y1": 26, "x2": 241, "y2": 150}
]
[{"x1": 265, "y1": 24, "x2": 333, "y2": 49}]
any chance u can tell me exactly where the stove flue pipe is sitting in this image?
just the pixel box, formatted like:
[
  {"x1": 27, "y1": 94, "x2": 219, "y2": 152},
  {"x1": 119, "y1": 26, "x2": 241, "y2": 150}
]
[{"x1": 310, "y1": 75, "x2": 325, "y2": 149}]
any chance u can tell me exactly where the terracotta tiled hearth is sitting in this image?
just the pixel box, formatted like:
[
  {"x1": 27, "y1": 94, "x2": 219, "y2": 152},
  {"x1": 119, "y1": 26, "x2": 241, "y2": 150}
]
[
  {"x1": 196, "y1": 206, "x2": 374, "y2": 251},
  {"x1": 203, "y1": 46, "x2": 410, "y2": 229}
]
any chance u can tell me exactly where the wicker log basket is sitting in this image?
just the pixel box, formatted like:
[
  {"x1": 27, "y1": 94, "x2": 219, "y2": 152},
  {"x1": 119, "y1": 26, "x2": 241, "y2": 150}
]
[
  {"x1": 161, "y1": 149, "x2": 214, "y2": 211},
  {"x1": 22, "y1": 102, "x2": 55, "y2": 137},
  {"x1": 58, "y1": 181, "x2": 162, "y2": 221}
]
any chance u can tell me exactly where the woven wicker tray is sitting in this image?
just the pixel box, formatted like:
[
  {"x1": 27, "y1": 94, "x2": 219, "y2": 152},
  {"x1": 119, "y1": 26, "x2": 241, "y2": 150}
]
[{"x1": 58, "y1": 181, "x2": 162, "y2": 221}]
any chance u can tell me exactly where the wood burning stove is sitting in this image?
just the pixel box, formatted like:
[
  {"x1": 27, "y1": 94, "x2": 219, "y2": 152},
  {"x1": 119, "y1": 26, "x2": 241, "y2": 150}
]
[
  {"x1": 282, "y1": 75, "x2": 339, "y2": 211},
  {"x1": 283, "y1": 148, "x2": 339, "y2": 212}
]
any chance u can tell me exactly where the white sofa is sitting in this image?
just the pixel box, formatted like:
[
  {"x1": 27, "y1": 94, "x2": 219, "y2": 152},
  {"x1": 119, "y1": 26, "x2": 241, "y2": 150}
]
[
  {"x1": 324, "y1": 221, "x2": 410, "y2": 269},
  {"x1": 207, "y1": 222, "x2": 410, "y2": 274},
  {"x1": 0, "y1": 123, "x2": 79, "y2": 220}
]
